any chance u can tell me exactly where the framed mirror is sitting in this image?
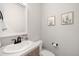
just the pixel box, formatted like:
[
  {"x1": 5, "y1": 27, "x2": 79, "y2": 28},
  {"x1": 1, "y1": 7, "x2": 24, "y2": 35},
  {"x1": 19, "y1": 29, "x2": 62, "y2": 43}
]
[{"x1": 0, "y1": 3, "x2": 27, "y2": 37}]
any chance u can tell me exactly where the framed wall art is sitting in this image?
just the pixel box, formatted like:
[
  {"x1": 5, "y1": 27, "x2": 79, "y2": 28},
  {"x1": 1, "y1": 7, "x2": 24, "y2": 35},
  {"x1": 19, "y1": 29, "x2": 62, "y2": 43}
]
[
  {"x1": 61, "y1": 11, "x2": 74, "y2": 25},
  {"x1": 48, "y1": 16, "x2": 55, "y2": 26}
]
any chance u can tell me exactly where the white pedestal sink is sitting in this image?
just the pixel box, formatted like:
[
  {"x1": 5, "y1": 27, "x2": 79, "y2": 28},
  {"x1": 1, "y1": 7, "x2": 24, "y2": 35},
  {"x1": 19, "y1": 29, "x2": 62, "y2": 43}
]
[{"x1": 3, "y1": 40, "x2": 34, "y2": 53}]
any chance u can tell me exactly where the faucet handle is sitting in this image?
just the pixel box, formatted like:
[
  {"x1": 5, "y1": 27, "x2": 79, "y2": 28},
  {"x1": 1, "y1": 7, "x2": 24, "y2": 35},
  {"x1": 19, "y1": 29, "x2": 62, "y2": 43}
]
[
  {"x1": 12, "y1": 39, "x2": 17, "y2": 44},
  {"x1": 17, "y1": 36, "x2": 21, "y2": 42}
]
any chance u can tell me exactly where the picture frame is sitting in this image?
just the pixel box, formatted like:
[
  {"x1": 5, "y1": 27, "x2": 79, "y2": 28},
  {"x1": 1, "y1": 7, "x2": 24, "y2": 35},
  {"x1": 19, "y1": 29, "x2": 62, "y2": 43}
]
[
  {"x1": 61, "y1": 11, "x2": 74, "y2": 25},
  {"x1": 48, "y1": 16, "x2": 55, "y2": 26}
]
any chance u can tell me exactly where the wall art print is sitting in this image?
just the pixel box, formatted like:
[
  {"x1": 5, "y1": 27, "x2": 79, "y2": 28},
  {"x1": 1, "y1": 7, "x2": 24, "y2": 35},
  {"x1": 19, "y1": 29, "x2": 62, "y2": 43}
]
[
  {"x1": 61, "y1": 11, "x2": 74, "y2": 25},
  {"x1": 48, "y1": 16, "x2": 55, "y2": 26}
]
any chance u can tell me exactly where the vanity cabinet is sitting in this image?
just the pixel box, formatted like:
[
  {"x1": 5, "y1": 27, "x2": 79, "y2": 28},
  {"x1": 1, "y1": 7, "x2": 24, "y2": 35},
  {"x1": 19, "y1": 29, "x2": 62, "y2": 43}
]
[{"x1": 24, "y1": 47, "x2": 39, "y2": 56}]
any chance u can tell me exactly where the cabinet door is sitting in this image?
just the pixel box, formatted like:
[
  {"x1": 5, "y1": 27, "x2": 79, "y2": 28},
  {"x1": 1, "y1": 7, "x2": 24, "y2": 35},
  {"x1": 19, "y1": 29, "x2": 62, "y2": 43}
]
[{"x1": 27, "y1": 47, "x2": 39, "y2": 56}]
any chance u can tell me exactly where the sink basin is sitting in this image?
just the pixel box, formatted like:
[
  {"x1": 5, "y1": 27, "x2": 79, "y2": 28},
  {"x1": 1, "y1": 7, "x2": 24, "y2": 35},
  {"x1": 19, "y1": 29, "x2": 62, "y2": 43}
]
[{"x1": 3, "y1": 40, "x2": 34, "y2": 53}]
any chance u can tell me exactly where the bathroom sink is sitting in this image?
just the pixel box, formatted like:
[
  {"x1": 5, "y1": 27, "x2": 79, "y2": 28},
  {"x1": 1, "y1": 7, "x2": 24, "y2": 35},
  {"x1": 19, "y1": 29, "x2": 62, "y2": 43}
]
[{"x1": 3, "y1": 40, "x2": 34, "y2": 53}]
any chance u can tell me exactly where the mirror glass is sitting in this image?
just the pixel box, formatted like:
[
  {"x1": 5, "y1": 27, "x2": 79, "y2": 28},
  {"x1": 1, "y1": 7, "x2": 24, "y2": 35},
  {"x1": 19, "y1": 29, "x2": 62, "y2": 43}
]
[{"x1": 0, "y1": 3, "x2": 27, "y2": 37}]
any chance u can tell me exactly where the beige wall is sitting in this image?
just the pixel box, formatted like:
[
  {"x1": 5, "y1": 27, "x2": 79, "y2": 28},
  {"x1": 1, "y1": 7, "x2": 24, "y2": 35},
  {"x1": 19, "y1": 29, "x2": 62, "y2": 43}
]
[{"x1": 41, "y1": 3, "x2": 79, "y2": 56}]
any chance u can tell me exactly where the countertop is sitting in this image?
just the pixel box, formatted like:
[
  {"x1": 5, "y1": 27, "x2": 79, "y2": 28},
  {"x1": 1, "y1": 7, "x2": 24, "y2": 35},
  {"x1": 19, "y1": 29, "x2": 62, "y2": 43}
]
[{"x1": 0, "y1": 40, "x2": 42, "y2": 56}]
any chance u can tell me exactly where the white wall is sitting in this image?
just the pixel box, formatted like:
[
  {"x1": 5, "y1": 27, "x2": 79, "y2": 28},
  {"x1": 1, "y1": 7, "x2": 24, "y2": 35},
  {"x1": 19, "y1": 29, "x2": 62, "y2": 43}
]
[
  {"x1": 41, "y1": 3, "x2": 79, "y2": 56},
  {"x1": 28, "y1": 3, "x2": 41, "y2": 41},
  {"x1": 0, "y1": 3, "x2": 26, "y2": 36}
]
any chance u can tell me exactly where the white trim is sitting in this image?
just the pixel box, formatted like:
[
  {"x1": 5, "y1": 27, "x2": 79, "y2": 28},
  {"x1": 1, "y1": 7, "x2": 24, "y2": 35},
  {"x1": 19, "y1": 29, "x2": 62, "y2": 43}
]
[{"x1": 0, "y1": 32, "x2": 27, "y2": 38}]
